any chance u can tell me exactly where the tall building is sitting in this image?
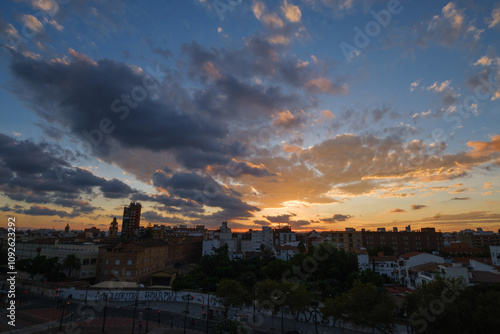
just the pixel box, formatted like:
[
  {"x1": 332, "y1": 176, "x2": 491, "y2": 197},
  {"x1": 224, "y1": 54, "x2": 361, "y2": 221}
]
[{"x1": 121, "y1": 202, "x2": 142, "y2": 238}]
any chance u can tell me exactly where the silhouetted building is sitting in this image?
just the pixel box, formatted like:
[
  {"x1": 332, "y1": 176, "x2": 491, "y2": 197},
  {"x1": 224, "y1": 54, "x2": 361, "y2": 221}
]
[
  {"x1": 362, "y1": 228, "x2": 443, "y2": 255},
  {"x1": 121, "y1": 202, "x2": 142, "y2": 238},
  {"x1": 109, "y1": 217, "x2": 119, "y2": 238}
]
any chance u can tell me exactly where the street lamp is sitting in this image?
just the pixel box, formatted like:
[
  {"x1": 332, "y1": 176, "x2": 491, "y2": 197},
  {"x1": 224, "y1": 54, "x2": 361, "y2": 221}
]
[
  {"x1": 145, "y1": 292, "x2": 152, "y2": 333},
  {"x1": 206, "y1": 284, "x2": 211, "y2": 334},
  {"x1": 311, "y1": 300, "x2": 319, "y2": 334},
  {"x1": 132, "y1": 284, "x2": 144, "y2": 334},
  {"x1": 273, "y1": 292, "x2": 289, "y2": 334},
  {"x1": 85, "y1": 285, "x2": 89, "y2": 304},
  {"x1": 182, "y1": 294, "x2": 194, "y2": 334},
  {"x1": 58, "y1": 299, "x2": 66, "y2": 331},
  {"x1": 246, "y1": 276, "x2": 256, "y2": 324},
  {"x1": 101, "y1": 293, "x2": 108, "y2": 333}
]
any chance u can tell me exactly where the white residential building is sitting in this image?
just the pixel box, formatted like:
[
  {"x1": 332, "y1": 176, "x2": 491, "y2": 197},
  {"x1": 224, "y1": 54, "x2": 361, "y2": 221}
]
[
  {"x1": 398, "y1": 252, "x2": 445, "y2": 287},
  {"x1": 407, "y1": 262, "x2": 469, "y2": 289},
  {"x1": 370, "y1": 253, "x2": 399, "y2": 280},
  {"x1": 250, "y1": 226, "x2": 273, "y2": 251},
  {"x1": 490, "y1": 245, "x2": 500, "y2": 266},
  {"x1": 352, "y1": 247, "x2": 370, "y2": 271}
]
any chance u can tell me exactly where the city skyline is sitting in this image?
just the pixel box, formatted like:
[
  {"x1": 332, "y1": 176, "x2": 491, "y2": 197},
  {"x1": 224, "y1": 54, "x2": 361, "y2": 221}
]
[{"x1": 1, "y1": 0, "x2": 500, "y2": 232}]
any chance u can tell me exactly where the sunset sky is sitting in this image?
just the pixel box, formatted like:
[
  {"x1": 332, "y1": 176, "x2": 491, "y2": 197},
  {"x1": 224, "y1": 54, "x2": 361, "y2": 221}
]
[{"x1": 1, "y1": 0, "x2": 500, "y2": 232}]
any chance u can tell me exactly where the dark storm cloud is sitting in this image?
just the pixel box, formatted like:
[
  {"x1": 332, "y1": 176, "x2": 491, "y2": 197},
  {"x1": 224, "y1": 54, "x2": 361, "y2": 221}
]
[
  {"x1": 0, "y1": 205, "x2": 12, "y2": 212},
  {"x1": 321, "y1": 213, "x2": 353, "y2": 222},
  {"x1": 263, "y1": 213, "x2": 311, "y2": 228},
  {"x1": 253, "y1": 219, "x2": 272, "y2": 226},
  {"x1": 289, "y1": 220, "x2": 311, "y2": 228},
  {"x1": 0, "y1": 133, "x2": 138, "y2": 212},
  {"x1": 209, "y1": 160, "x2": 275, "y2": 178},
  {"x1": 22, "y1": 205, "x2": 77, "y2": 218},
  {"x1": 99, "y1": 179, "x2": 136, "y2": 198},
  {"x1": 264, "y1": 213, "x2": 297, "y2": 223},
  {"x1": 8, "y1": 51, "x2": 229, "y2": 156},
  {"x1": 451, "y1": 197, "x2": 470, "y2": 201},
  {"x1": 142, "y1": 210, "x2": 167, "y2": 223},
  {"x1": 130, "y1": 192, "x2": 203, "y2": 214},
  {"x1": 193, "y1": 75, "x2": 303, "y2": 120},
  {"x1": 52, "y1": 198, "x2": 100, "y2": 213},
  {"x1": 152, "y1": 170, "x2": 259, "y2": 219},
  {"x1": 0, "y1": 132, "x2": 70, "y2": 176},
  {"x1": 7, "y1": 49, "x2": 282, "y2": 176},
  {"x1": 183, "y1": 40, "x2": 345, "y2": 120}
]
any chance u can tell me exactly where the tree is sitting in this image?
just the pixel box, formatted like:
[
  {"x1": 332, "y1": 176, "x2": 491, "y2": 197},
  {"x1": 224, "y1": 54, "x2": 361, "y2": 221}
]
[
  {"x1": 215, "y1": 279, "x2": 251, "y2": 317},
  {"x1": 62, "y1": 254, "x2": 81, "y2": 280},
  {"x1": 171, "y1": 274, "x2": 196, "y2": 292},
  {"x1": 308, "y1": 243, "x2": 359, "y2": 295},
  {"x1": 403, "y1": 276, "x2": 500, "y2": 333},
  {"x1": 18, "y1": 256, "x2": 66, "y2": 281},
  {"x1": 343, "y1": 280, "x2": 396, "y2": 333},
  {"x1": 297, "y1": 241, "x2": 306, "y2": 254},
  {"x1": 143, "y1": 226, "x2": 153, "y2": 240},
  {"x1": 212, "y1": 319, "x2": 247, "y2": 334},
  {"x1": 356, "y1": 269, "x2": 386, "y2": 287},
  {"x1": 321, "y1": 293, "x2": 349, "y2": 329},
  {"x1": 261, "y1": 259, "x2": 292, "y2": 281},
  {"x1": 255, "y1": 279, "x2": 286, "y2": 326},
  {"x1": 286, "y1": 282, "x2": 313, "y2": 321}
]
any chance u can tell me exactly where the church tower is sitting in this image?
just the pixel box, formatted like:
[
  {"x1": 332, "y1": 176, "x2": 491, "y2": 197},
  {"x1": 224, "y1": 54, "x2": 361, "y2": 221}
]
[{"x1": 109, "y1": 217, "x2": 119, "y2": 238}]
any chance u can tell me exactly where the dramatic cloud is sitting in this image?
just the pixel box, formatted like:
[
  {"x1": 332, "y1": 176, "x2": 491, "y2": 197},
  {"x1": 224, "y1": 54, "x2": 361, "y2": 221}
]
[
  {"x1": 22, "y1": 205, "x2": 76, "y2": 218},
  {"x1": 151, "y1": 170, "x2": 260, "y2": 220},
  {"x1": 263, "y1": 212, "x2": 311, "y2": 228},
  {"x1": 411, "y1": 204, "x2": 427, "y2": 210},
  {"x1": 264, "y1": 213, "x2": 297, "y2": 223},
  {"x1": 0, "y1": 133, "x2": 137, "y2": 216},
  {"x1": 8, "y1": 50, "x2": 230, "y2": 158},
  {"x1": 321, "y1": 213, "x2": 352, "y2": 222},
  {"x1": 142, "y1": 211, "x2": 167, "y2": 223}
]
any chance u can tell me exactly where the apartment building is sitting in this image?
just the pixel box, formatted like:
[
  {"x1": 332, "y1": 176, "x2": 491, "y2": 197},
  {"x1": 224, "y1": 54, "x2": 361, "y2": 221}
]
[
  {"x1": 363, "y1": 227, "x2": 444, "y2": 255},
  {"x1": 321, "y1": 228, "x2": 363, "y2": 251}
]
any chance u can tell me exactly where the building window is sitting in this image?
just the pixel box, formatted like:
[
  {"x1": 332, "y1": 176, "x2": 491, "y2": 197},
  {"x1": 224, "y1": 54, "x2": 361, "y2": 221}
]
[
  {"x1": 115, "y1": 260, "x2": 120, "y2": 265},
  {"x1": 127, "y1": 260, "x2": 132, "y2": 265},
  {"x1": 126, "y1": 271, "x2": 131, "y2": 276},
  {"x1": 91, "y1": 258, "x2": 97, "y2": 265},
  {"x1": 83, "y1": 259, "x2": 90, "y2": 266},
  {"x1": 105, "y1": 259, "x2": 108, "y2": 265},
  {"x1": 113, "y1": 270, "x2": 119, "y2": 276}
]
